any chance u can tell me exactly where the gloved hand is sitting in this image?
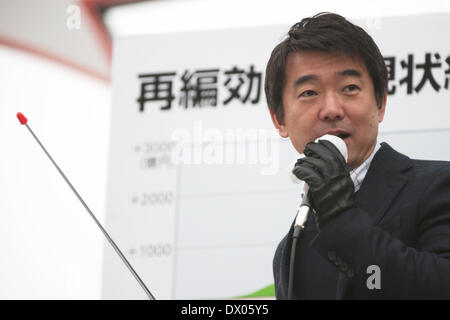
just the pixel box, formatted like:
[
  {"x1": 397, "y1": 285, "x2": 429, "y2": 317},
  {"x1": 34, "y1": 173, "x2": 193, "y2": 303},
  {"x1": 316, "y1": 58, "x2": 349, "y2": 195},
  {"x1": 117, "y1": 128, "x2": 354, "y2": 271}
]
[{"x1": 292, "y1": 139, "x2": 355, "y2": 230}]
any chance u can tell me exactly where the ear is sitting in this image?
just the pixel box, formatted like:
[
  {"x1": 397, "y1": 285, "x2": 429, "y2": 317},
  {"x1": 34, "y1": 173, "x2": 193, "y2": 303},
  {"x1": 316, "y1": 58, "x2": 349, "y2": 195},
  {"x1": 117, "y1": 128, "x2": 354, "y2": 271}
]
[
  {"x1": 377, "y1": 92, "x2": 387, "y2": 123},
  {"x1": 270, "y1": 108, "x2": 289, "y2": 138}
]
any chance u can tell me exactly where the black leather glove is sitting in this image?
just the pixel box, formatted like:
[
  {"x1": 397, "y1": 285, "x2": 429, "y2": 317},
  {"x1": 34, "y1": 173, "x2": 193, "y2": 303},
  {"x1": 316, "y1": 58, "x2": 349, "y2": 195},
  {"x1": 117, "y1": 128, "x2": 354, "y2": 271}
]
[{"x1": 292, "y1": 139, "x2": 355, "y2": 230}]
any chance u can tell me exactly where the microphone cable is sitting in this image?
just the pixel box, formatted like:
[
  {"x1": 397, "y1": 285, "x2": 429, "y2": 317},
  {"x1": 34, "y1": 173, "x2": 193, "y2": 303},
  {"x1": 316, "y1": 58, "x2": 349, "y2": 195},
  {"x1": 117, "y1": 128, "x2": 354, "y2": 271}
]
[{"x1": 287, "y1": 192, "x2": 311, "y2": 300}]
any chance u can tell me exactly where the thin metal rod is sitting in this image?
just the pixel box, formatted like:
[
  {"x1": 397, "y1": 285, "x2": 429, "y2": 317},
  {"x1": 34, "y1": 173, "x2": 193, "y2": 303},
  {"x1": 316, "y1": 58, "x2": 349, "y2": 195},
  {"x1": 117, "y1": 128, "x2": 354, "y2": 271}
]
[{"x1": 25, "y1": 123, "x2": 155, "y2": 300}]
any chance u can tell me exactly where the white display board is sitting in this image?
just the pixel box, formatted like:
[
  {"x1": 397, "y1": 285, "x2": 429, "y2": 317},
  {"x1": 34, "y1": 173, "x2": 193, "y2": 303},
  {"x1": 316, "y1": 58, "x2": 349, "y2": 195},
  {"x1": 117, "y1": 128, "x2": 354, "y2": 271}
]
[{"x1": 103, "y1": 13, "x2": 450, "y2": 299}]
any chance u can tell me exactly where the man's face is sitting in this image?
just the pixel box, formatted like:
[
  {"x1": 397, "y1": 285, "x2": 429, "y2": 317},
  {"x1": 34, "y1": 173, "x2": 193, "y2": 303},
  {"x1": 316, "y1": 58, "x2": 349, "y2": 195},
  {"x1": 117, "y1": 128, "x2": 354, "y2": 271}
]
[{"x1": 270, "y1": 50, "x2": 386, "y2": 170}]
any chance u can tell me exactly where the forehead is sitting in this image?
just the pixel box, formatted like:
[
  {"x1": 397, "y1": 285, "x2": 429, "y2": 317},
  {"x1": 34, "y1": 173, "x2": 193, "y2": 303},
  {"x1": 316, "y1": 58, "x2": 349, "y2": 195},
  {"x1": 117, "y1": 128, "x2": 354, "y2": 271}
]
[{"x1": 284, "y1": 50, "x2": 370, "y2": 82}]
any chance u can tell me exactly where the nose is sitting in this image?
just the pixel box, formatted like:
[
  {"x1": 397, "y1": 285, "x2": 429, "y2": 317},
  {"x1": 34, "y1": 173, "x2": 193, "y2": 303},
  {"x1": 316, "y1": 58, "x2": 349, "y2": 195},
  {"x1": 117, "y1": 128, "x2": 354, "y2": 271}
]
[{"x1": 319, "y1": 92, "x2": 345, "y2": 121}]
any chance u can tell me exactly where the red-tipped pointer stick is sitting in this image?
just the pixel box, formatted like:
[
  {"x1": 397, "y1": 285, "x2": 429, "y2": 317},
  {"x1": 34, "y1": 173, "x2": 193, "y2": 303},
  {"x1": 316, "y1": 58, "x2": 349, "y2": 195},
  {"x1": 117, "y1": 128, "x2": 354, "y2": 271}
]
[
  {"x1": 17, "y1": 112, "x2": 28, "y2": 125},
  {"x1": 16, "y1": 112, "x2": 155, "y2": 300}
]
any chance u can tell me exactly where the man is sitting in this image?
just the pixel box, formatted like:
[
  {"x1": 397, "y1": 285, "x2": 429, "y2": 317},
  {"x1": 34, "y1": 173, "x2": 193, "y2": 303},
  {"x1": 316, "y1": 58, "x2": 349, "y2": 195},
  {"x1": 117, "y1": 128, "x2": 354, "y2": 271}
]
[{"x1": 265, "y1": 12, "x2": 450, "y2": 299}]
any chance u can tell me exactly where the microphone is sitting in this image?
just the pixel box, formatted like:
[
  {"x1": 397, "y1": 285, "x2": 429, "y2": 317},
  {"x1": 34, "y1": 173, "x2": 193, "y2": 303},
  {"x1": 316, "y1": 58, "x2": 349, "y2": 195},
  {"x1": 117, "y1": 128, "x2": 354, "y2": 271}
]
[
  {"x1": 16, "y1": 112, "x2": 156, "y2": 300},
  {"x1": 293, "y1": 134, "x2": 348, "y2": 229},
  {"x1": 287, "y1": 134, "x2": 347, "y2": 300}
]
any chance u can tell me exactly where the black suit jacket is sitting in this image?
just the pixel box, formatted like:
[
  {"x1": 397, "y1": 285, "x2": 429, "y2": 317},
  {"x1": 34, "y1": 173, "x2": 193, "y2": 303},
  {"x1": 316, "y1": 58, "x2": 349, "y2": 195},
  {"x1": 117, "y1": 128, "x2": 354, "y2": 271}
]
[{"x1": 274, "y1": 143, "x2": 450, "y2": 299}]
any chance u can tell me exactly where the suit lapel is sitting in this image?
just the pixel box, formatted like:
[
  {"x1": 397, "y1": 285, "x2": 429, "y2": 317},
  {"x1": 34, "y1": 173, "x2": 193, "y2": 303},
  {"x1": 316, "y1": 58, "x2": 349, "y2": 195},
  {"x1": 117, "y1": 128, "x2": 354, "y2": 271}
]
[
  {"x1": 336, "y1": 143, "x2": 413, "y2": 299},
  {"x1": 355, "y1": 143, "x2": 412, "y2": 224}
]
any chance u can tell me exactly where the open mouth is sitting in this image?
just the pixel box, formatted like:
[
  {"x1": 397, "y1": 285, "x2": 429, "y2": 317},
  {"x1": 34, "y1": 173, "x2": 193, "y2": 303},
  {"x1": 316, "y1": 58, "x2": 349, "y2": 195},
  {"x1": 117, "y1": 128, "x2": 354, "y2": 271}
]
[
  {"x1": 336, "y1": 133, "x2": 350, "y2": 140},
  {"x1": 322, "y1": 130, "x2": 351, "y2": 141}
]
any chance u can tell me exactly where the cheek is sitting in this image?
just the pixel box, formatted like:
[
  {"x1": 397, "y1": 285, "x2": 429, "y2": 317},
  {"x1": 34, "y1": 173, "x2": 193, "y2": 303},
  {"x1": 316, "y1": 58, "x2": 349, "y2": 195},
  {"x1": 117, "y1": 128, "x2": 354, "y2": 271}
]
[
  {"x1": 351, "y1": 112, "x2": 379, "y2": 151},
  {"x1": 285, "y1": 117, "x2": 314, "y2": 153},
  {"x1": 367, "y1": 113, "x2": 380, "y2": 132},
  {"x1": 289, "y1": 129, "x2": 309, "y2": 154},
  {"x1": 355, "y1": 109, "x2": 378, "y2": 130}
]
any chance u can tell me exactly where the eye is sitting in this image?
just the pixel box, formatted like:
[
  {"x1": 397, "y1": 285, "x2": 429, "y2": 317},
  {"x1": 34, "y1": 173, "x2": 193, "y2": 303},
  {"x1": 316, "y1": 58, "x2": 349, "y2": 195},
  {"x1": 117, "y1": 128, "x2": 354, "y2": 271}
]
[
  {"x1": 343, "y1": 84, "x2": 360, "y2": 93},
  {"x1": 299, "y1": 90, "x2": 317, "y2": 98}
]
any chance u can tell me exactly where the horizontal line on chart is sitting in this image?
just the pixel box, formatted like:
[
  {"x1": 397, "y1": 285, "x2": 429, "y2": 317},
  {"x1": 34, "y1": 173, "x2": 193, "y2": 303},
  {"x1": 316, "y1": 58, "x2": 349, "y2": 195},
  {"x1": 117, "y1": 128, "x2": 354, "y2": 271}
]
[
  {"x1": 180, "y1": 188, "x2": 299, "y2": 198},
  {"x1": 380, "y1": 127, "x2": 450, "y2": 135},
  {"x1": 173, "y1": 137, "x2": 289, "y2": 148},
  {"x1": 176, "y1": 242, "x2": 278, "y2": 251}
]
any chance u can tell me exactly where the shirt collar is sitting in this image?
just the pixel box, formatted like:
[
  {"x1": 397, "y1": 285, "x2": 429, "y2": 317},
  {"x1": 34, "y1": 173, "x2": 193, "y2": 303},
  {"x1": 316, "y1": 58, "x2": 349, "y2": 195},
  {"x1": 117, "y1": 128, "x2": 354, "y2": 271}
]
[{"x1": 349, "y1": 141, "x2": 381, "y2": 193}]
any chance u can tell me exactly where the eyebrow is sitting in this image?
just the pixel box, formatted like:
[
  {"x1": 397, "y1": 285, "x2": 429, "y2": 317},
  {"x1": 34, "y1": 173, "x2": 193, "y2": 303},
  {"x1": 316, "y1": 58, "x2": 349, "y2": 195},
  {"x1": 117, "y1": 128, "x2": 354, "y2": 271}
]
[
  {"x1": 338, "y1": 69, "x2": 362, "y2": 78},
  {"x1": 293, "y1": 69, "x2": 362, "y2": 88},
  {"x1": 293, "y1": 74, "x2": 317, "y2": 88}
]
